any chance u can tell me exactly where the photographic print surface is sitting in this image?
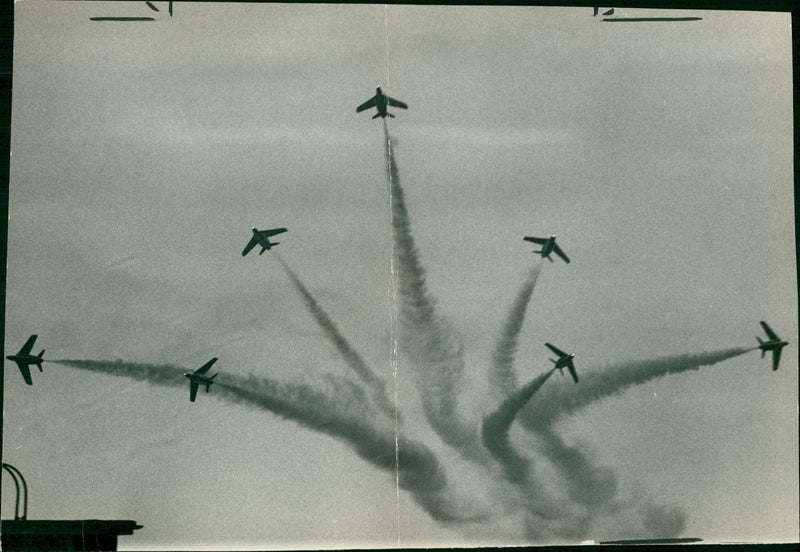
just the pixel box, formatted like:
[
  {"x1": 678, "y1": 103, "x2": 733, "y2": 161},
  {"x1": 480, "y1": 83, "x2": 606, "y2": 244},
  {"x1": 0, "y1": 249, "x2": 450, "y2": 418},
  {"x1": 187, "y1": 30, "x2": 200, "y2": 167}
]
[{"x1": 3, "y1": 2, "x2": 797, "y2": 549}]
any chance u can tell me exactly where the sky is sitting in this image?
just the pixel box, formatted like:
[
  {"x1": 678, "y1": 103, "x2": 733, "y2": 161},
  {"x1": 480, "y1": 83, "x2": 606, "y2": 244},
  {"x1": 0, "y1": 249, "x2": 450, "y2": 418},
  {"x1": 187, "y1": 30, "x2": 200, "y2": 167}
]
[{"x1": 2, "y1": 2, "x2": 797, "y2": 549}]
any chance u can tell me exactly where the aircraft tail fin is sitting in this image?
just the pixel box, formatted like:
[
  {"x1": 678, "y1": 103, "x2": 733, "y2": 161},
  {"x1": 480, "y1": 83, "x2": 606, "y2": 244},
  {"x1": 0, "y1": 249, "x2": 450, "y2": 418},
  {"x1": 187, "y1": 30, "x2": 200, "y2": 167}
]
[
  {"x1": 36, "y1": 362, "x2": 43, "y2": 372},
  {"x1": 547, "y1": 255, "x2": 554, "y2": 263},
  {"x1": 372, "y1": 113, "x2": 382, "y2": 119},
  {"x1": 549, "y1": 358, "x2": 557, "y2": 364},
  {"x1": 593, "y1": 6, "x2": 599, "y2": 15},
  {"x1": 210, "y1": 373, "x2": 219, "y2": 380},
  {"x1": 388, "y1": 113, "x2": 395, "y2": 118},
  {"x1": 38, "y1": 349, "x2": 45, "y2": 358}
]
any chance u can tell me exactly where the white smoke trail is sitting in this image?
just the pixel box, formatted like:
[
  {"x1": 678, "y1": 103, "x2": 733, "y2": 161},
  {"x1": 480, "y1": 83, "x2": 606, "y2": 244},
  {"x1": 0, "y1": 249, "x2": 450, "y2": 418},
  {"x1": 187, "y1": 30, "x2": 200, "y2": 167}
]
[
  {"x1": 276, "y1": 255, "x2": 396, "y2": 419},
  {"x1": 383, "y1": 119, "x2": 488, "y2": 464}
]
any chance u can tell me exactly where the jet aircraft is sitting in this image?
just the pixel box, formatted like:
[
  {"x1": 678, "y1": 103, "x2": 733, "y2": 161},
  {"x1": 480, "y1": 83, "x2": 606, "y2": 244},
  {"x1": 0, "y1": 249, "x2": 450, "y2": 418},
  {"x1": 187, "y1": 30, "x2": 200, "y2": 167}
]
[
  {"x1": 6, "y1": 335, "x2": 45, "y2": 386},
  {"x1": 145, "y1": 1, "x2": 173, "y2": 16},
  {"x1": 545, "y1": 342, "x2": 579, "y2": 383},
  {"x1": 184, "y1": 358, "x2": 219, "y2": 402},
  {"x1": 756, "y1": 321, "x2": 789, "y2": 371},
  {"x1": 242, "y1": 227, "x2": 288, "y2": 256},
  {"x1": 356, "y1": 87, "x2": 408, "y2": 119},
  {"x1": 524, "y1": 235, "x2": 570, "y2": 263}
]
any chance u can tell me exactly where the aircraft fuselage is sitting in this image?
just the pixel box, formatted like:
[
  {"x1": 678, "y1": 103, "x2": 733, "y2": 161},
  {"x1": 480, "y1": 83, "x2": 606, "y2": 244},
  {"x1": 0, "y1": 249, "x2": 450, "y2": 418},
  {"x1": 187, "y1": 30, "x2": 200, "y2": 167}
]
[
  {"x1": 759, "y1": 340, "x2": 788, "y2": 352},
  {"x1": 6, "y1": 354, "x2": 42, "y2": 369},
  {"x1": 185, "y1": 373, "x2": 215, "y2": 387},
  {"x1": 540, "y1": 236, "x2": 557, "y2": 258},
  {"x1": 374, "y1": 87, "x2": 388, "y2": 117},
  {"x1": 553, "y1": 354, "x2": 575, "y2": 370}
]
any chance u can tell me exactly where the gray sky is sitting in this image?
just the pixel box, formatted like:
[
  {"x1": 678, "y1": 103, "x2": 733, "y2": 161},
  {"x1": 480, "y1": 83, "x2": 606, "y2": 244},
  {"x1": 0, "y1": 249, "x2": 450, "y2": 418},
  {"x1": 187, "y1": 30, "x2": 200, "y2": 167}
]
[{"x1": 3, "y1": 2, "x2": 797, "y2": 549}]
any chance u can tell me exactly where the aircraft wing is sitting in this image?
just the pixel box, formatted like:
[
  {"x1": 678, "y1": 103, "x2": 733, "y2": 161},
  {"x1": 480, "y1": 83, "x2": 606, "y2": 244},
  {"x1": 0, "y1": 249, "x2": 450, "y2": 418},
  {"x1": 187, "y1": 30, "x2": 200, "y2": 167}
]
[
  {"x1": 261, "y1": 227, "x2": 288, "y2": 238},
  {"x1": 18, "y1": 334, "x2": 37, "y2": 356},
  {"x1": 553, "y1": 243, "x2": 571, "y2": 264},
  {"x1": 524, "y1": 236, "x2": 547, "y2": 245},
  {"x1": 567, "y1": 362, "x2": 579, "y2": 383},
  {"x1": 15, "y1": 362, "x2": 33, "y2": 385},
  {"x1": 385, "y1": 96, "x2": 408, "y2": 109},
  {"x1": 242, "y1": 236, "x2": 258, "y2": 256},
  {"x1": 760, "y1": 321, "x2": 779, "y2": 340},
  {"x1": 356, "y1": 96, "x2": 377, "y2": 113},
  {"x1": 772, "y1": 348, "x2": 782, "y2": 371},
  {"x1": 545, "y1": 342, "x2": 566, "y2": 357},
  {"x1": 195, "y1": 357, "x2": 218, "y2": 375},
  {"x1": 145, "y1": 1, "x2": 159, "y2": 11},
  {"x1": 189, "y1": 381, "x2": 199, "y2": 402}
]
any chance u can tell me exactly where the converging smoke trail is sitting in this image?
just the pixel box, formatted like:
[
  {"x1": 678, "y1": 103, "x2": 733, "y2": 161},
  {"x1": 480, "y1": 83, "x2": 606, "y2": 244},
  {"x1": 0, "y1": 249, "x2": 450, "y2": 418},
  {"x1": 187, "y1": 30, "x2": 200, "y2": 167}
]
[
  {"x1": 533, "y1": 426, "x2": 618, "y2": 509},
  {"x1": 490, "y1": 266, "x2": 542, "y2": 398},
  {"x1": 482, "y1": 368, "x2": 555, "y2": 484},
  {"x1": 383, "y1": 120, "x2": 487, "y2": 464},
  {"x1": 276, "y1": 255, "x2": 396, "y2": 420},
  {"x1": 519, "y1": 347, "x2": 752, "y2": 429},
  {"x1": 51, "y1": 359, "x2": 479, "y2": 523}
]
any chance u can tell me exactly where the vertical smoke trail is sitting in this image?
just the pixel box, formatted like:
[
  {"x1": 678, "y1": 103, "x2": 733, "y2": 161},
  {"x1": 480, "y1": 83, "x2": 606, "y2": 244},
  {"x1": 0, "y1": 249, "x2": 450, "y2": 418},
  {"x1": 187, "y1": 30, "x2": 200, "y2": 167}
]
[
  {"x1": 481, "y1": 368, "x2": 555, "y2": 484},
  {"x1": 490, "y1": 266, "x2": 542, "y2": 398},
  {"x1": 383, "y1": 120, "x2": 487, "y2": 464},
  {"x1": 51, "y1": 359, "x2": 480, "y2": 523},
  {"x1": 276, "y1": 255, "x2": 396, "y2": 419},
  {"x1": 519, "y1": 347, "x2": 752, "y2": 429}
]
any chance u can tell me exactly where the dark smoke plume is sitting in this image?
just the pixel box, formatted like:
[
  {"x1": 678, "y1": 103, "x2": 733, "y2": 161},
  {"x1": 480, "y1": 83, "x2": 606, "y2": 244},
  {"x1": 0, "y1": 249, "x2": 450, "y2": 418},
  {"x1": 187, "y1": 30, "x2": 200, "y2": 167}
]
[
  {"x1": 51, "y1": 359, "x2": 479, "y2": 523},
  {"x1": 520, "y1": 348, "x2": 751, "y2": 429},
  {"x1": 383, "y1": 120, "x2": 486, "y2": 464},
  {"x1": 533, "y1": 426, "x2": 618, "y2": 508},
  {"x1": 490, "y1": 266, "x2": 541, "y2": 398},
  {"x1": 276, "y1": 254, "x2": 396, "y2": 419},
  {"x1": 482, "y1": 368, "x2": 555, "y2": 484}
]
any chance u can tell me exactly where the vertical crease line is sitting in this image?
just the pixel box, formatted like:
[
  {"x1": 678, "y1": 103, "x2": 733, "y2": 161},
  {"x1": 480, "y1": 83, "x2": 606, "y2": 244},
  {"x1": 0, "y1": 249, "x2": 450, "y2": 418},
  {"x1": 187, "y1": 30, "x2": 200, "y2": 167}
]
[{"x1": 384, "y1": 6, "x2": 399, "y2": 541}]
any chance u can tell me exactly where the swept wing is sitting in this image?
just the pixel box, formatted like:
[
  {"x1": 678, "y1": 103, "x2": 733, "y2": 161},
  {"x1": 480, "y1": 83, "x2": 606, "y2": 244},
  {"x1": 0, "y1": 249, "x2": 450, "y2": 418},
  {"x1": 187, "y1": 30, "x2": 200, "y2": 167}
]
[
  {"x1": 524, "y1": 236, "x2": 547, "y2": 245},
  {"x1": 189, "y1": 382, "x2": 199, "y2": 402},
  {"x1": 17, "y1": 334, "x2": 37, "y2": 356},
  {"x1": 545, "y1": 342, "x2": 567, "y2": 357},
  {"x1": 553, "y1": 243, "x2": 571, "y2": 264},
  {"x1": 567, "y1": 363, "x2": 579, "y2": 383},
  {"x1": 195, "y1": 357, "x2": 218, "y2": 375},
  {"x1": 242, "y1": 237, "x2": 258, "y2": 256},
  {"x1": 261, "y1": 227, "x2": 288, "y2": 238},
  {"x1": 760, "y1": 321, "x2": 779, "y2": 341},
  {"x1": 771, "y1": 348, "x2": 782, "y2": 371},
  {"x1": 385, "y1": 96, "x2": 408, "y2": 109},
  {"x1": 16, "y1": 363, "x2": 33, "y2": 386},
  {"x1": 356, "y1": 96, "x2": 377, "y2": 113}
]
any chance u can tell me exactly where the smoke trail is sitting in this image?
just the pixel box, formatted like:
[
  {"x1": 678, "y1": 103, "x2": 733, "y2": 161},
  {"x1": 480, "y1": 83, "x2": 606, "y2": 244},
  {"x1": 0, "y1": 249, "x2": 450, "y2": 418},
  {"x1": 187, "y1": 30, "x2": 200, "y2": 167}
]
[
  {"x1": 383, "y1": 120, "x2": 486, "y2": 464},
  {"x1": 51, "y1": 359, "x2": 480, "y2": 523},
  {"x1": 481, "y1": 368, "x2": 555, "y2": 484},
  {"x1": 519, "y1": 347, "x2": 751, "y2": 429},
  {"x1": 490, "y1": 266, "x2": 542, "y2": 398},
  {"x1": 276, "y1": 255, "x2": 396, "y2": 419},
  {"x1": 533, "y1": 426, "x2": 618, "y2": 508}
]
